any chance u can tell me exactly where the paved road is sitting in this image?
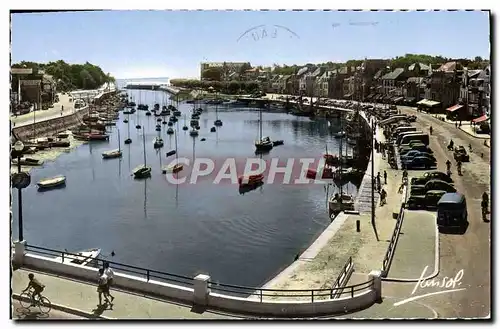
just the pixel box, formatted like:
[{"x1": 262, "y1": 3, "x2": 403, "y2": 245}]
[
  {"x1": 11, "y1": 83, "x2": 116, "y2": 128},
  {"x1": 394, "y1": 106, "x2": 491, "y2": 318},
  {"x1": 11, "y1": 299, "x2": 84, "y2": 320}
]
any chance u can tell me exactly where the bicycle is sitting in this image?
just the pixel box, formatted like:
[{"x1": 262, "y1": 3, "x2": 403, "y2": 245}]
[{"x1": 19, "y1": 289, "x2": 52, "y2": 314}]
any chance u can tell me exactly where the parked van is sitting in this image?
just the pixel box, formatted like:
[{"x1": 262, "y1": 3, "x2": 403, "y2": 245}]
[
  {"x1": 399, "y1": 133, "x2": 429, "y2": 146},
  {"x1": 437, "y1": 192, "x2": 468, "y2": 230},
  {"x1": 393, "y1": 126, "x2": 417, "y2": 138},
  {"x1": 396, "y1": 131, "x2": 424, "y2": 144}
]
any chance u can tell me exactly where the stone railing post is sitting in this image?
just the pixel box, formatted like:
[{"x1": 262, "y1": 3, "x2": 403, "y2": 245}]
[
  {"x1": 13, "y1": 240, "x2": 26, "y2": 266},
  {"x1": 193, "y1": 274, "x2": 211, "y2": 307},
  {"x1": 369, "y1": 270, "x2": 382, "y2": 302}
]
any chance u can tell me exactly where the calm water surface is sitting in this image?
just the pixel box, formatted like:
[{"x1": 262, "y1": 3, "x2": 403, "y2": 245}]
[{"x1": 12, "y1": 89, "x2": 358, "y2": 287}]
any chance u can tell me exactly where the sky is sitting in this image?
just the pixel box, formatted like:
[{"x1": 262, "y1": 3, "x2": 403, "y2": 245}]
[{"x1": 11, "y1": 10, "x2": 490, "y2": 79}]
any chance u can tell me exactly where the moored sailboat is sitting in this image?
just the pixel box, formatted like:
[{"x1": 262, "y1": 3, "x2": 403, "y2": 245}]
[
  {"x1": 102, "y1": 129, "x2": 123, "y2": 159},
  {"x1": 132, "y1": 128, "x2": 151, "y2": 179}
]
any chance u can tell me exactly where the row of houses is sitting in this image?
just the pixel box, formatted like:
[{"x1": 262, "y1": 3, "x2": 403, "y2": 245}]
[{"x1": 261, "y1": 60, "x2": 490, "y2": 120}]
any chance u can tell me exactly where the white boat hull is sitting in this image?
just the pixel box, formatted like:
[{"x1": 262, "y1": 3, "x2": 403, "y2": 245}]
[{"x1": 55, "y1": 248, "x2": 101, "y2": 267}]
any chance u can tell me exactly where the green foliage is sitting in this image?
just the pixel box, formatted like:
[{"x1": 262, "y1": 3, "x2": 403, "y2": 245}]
[
  {"x1": 11, "y1": 60, "x2": 114, "y2": 91},
  {"x1": 273, "y1": 65, "x2": 299, "y2": 76},
  {"x1": 201, "y1": 67, "x2": 222, "y2": 81}
]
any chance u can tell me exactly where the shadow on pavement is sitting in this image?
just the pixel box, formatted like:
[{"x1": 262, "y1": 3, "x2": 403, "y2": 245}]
[{"x1": 14, "y1": 306, "x2": 50, "y2": 320}]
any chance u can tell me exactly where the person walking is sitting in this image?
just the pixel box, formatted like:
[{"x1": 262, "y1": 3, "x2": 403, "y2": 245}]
[
  {"x1": 97, "y1": 268, "x2": 111, "y2": 307},
  {"x1": 383, "y1": 170, "x2": 387, "y2": 185},
  {"x1": 103, "y1": 262, "x2": 115, "y2": 302},
  {"x1": 380, "y1": 189, "x2": 387, "y2": 206},
  {"x1": 402, "y1": 168, "x2": 408, "y2": 183}
]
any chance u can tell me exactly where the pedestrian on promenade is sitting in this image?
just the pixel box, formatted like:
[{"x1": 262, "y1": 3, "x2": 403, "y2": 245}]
[
  {"x1": 97, "y1": 268, "x2": 111, "y2": 306},
  {"x1": 380, "y1": 189, "x2": 387, "y2": 206},
  {"x1": 103, "y1": 262, "x2": 115, "y2": 302},
  {"x1": 455, "y1": 121, "x2": 458, "y2": 128},
  {"x1": 376, "y1": 172, "x2": 381, "y2": 186},
  {"x1": 383, "y1": 170, "x2": 387, "y2": 184},
  {"x1": 402, "y1": 168, "x2": 408, "y2": 183}
]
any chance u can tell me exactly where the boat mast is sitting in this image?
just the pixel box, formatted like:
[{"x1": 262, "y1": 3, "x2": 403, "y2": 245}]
[
  {"x1": 127, "y1": 114, "x2": 130, "y2": 138},
  {"x1": 174, "y1": 129, "x2": 178, "y2": 165},
  {"x1": 259, "y1": 108, "x2": 263, "y2": 140},
  {"x1": 143, "y1": 127, "x2": 147, "y2": 166},
  {"x1": 339, "y1": 114, "x2": 343, "y2": 195},
  {"x1": 118, "y1": 129, "x2": 121, "y2": 152}
]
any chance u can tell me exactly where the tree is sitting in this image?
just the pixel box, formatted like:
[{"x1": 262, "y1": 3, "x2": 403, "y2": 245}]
[
  {"x1": 11, "y1": 60, "x2": 114, "y2": 92},
  {"x1": 239, "y1": 62, "x2": 252, "y2": 75},
  {"x1": 201, "y1": 67, "x2": 222, "y2": 81}
]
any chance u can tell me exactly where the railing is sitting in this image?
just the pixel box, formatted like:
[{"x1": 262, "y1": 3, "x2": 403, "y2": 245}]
[
  {"x1": 22, "y1": 244, "x2": 374, "y2": 303},
  {"x1": 382, "y1": 203, "x2": 405, "y2": 277},
  {"x1": 330, "y1": 257, "x2": 354, "y2": 299},
  {"x1": 207, "y1": 278, "x2": 373, "y2": 303},
  {"x1": 24, "y1": 244, "x2": 195, "y2": 287}
]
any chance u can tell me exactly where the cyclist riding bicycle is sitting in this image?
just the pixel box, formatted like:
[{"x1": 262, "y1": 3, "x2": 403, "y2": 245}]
[{"x1": 22, "y1": 273, "x2": 45, "y2": 306}]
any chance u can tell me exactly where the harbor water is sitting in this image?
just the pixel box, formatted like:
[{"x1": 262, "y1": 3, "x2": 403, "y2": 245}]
[{"x1": 12, "y1": 88, "x2": 359, "y2": 288}]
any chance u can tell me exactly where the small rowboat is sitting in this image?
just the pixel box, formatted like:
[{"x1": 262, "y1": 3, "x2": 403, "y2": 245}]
[
  {"x1": 37, "y1": 175, "x2": 66, "y2": 190},
  {"x1": 238, "y1": 174, "x2": 264, "y2": 187},
  {"x1": 162, "y1": 163, "x2": 183, "y2": 174},
  {"x1": 12, "y1": 157, "x2": 44, "y2": 166},
  {"x1": 132, "y1": 165, "x2": 151, "y2": 179},
  {"x1": 102, "y1": 149, "x2": 122, "y2": 159}
]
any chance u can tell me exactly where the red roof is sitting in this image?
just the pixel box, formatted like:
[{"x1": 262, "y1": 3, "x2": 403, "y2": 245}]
[
  {"x1": 473, "y1": 115, "x2": 489, "y2": 123},
  {"x1": 446, "y1": 104, "x2": 463, "y2": 112}
]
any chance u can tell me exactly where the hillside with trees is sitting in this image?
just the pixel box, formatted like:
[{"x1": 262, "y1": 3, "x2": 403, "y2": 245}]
[{"x1": 11, "y1": 60, "x2": 115, "y2": 91}]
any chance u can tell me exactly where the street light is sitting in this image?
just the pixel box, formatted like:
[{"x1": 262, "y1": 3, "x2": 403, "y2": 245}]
[{"x1": 12, "y1": 141, "x2": 30, "y2": 242}]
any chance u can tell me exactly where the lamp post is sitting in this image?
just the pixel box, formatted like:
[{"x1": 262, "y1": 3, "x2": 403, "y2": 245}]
[
  {"x1": 370, "y1": 118, "x2": 379, "y2": 241},
  {"x1": 13, "y1": 140, "x2": 29, "y2": 242}
]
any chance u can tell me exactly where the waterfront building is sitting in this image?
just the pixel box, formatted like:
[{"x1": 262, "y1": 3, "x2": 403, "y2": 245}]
[
  {"x1": 306, "y1": 67, "x2": 324, "y2": 97},
  {"x1": 425, "y1": 61, "x2": 462, "y2": 112},
  {"x1": 297, "y1": 66, "x2": 310, "y2": 95}
]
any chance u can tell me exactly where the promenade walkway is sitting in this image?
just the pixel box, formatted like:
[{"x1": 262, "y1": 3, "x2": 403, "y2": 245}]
[
  {"x1": 12, "y1": 268, "x2": 240, "y2": 319},
  {"x1": 11, "y1": 83, "x2": 115, "y2": 128}
]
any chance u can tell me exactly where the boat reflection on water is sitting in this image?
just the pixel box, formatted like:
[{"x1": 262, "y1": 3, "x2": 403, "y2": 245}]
[
  {"x1": 238, "y1": 180, "x2": 264, "y2": 195},
  {"x1": 254, "y1": 148, "x2": 271, "y2": 156}
]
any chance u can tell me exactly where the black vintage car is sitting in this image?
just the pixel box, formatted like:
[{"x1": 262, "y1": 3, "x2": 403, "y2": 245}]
[
  {"x1": 400, "y1": 144, "x2": 433, "y2": 156},
  {"x1": 403, "y1": 156, "x2": 437, "y2": 169},
  {"x1": 411, "y1": 179, "x2": 456, "y2": 196},
  {"x1": 411, "y1": 171, "x2": 454, "y2": 185},
  {"x1": 407, "y1": 190, "x2": 447, "y2": 210},
  {"x1": 407, "y1": 194, "x2": 426, "y2": 210},
  {"x1": 425, "y1": 190, "x2": 448, "y2": 209}
]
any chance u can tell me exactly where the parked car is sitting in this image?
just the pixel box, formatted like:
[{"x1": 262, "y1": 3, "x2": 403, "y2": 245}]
[
  {"x1": 400, "y1": 144, "x2": 433, "y2": 156},
  {"x1": 411, "y1": 179, "x2": 456, "y2": 196},
  {"x1": 407, "y1": 194, "x2": 426, "y2": 210},
  {"x1": 411, "y1": 171, "x2": 454, "y2": 185},
  {"x1": 402, "y1": 154, "x2": 436, "y2": 166},
  {"x1": 399, "y1": 141, "x2": 428, "y2": 152},
  {"x1": 401, "y1": 150, "x2": 434, "y2": 161},
  {"x1": 425, "y1": 190, "x2": 448, "y2": 209},
  {"x1": 404, "y1": 156, "x2": 437, "y2": 169}
]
